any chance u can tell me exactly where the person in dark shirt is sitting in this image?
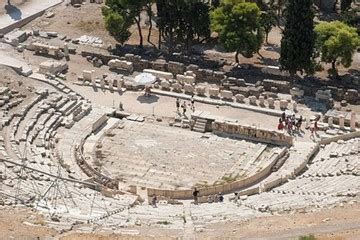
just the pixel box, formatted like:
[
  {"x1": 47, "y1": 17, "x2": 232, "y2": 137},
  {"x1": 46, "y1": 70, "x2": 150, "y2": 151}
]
[
  {"x1": 151, "y1": 194, "x2": 157, "y2": 208},
  {"x1": 218, "y1": 192, "x2": 224, "y2": 202},
  {"x1": 193, "y1": 188, "x2": 199, "y2": 205},
  {"x1": 176, "y1": 98, "x2": 180, "y2": 112}
]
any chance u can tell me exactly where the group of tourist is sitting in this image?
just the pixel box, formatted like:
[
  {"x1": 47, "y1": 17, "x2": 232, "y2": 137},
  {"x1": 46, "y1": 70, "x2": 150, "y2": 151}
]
[
  {"x1": 277, "y1": 112, "x2": 303, "y2": 134},
  {"x1": 277, "y1": 111, "x2": 322, "y2": 139},
  {"x1": 176, "y1": 96, "x2": 195, "y2": 116}
]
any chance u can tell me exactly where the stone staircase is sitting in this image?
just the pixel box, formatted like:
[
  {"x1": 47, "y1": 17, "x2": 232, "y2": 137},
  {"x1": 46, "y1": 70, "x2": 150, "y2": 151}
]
[{"x1": 192, "y1": 118, "x2": 207, "y2": 133}]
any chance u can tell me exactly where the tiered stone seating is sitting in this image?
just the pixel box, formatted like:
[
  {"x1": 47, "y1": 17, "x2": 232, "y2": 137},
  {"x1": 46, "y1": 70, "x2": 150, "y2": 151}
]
[
  {"x1": 54, "y1": 108, "x2": 106, "y2": 181},
  {"x1": 302, "y1": 139, "x2": 360, "y2": 178},
  {"x1": 238, "y1": 138, "x2": 360, "y2": 213},
  {"x1": 190, "y1": 201, "x2": 266, "y2": 226}
]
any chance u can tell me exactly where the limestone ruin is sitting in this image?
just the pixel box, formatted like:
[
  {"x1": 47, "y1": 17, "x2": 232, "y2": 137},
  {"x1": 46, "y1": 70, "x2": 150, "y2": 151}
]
[{"x1": 0, "y1": 0, "x2": 359, "y2": 238}]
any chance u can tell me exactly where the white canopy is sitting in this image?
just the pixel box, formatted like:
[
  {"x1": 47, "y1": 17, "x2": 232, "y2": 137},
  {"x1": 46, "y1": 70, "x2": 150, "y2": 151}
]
[{"x1": 133, "y1": 73, "x2": 156, "y2": 86}]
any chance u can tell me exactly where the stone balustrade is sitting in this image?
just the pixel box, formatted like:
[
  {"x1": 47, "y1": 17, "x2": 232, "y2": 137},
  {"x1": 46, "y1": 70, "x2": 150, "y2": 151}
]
[{"x1": 212, "y1": 120, "x2": 293, "y2": 146}]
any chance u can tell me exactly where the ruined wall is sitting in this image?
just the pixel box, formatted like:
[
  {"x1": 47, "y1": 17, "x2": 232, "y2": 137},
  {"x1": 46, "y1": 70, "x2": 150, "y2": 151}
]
[
  {"x1": 212, "y1": 120, "x2": 293, "y2": 146},
  {"x1": 81, "y1": 51, "x2": 119, "y2": 64},
  {"x1": 147, "y1": 148, "x2": 288, "y2": 199},
  {"x1": 92, "y1": 114, "x2": 108, "y2": 132}
]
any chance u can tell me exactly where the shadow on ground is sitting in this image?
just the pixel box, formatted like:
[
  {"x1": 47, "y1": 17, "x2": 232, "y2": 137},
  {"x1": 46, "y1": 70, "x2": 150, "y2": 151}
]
[
  {"x1": 136, "y1": 94, "x2": 159, "y2": 104},
  {"x1": 5, "y1": 3, "x2": 22, "y2": 21}
]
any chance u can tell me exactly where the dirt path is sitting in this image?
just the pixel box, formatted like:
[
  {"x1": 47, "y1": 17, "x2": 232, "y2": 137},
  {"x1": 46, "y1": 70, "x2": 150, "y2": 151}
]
[
  {"x1": 1, "y1": 200, "x2": 360, "y2": 239},
  {"x1": 196, "y1": 200, "x2": 360, "y2": 239}
]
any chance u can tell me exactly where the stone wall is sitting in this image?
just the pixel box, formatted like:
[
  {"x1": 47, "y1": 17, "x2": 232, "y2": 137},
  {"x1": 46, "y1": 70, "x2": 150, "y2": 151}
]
[
  {"x1": 147, "y1": 147, "x2": 287, "y2": 199},
  {"x1": 81, "y1": 51, "x2": 119, "y2": 64},
  {"x1": 194, "y1": 68, "x2": 226, "y2": 83},
  {"x1": 212, "y1": 120, "x2": 293, "y2": 146},
  {"x1": 262, "y1": 66, "x2": 290, "y2": 77},
  {"x1": 296, "y1": 77, "x2": 360, "y2": 104},
  {"x1": 263, "y1": 79, "x2": 291, "y2": 93},
  {"x1": 319, "y1": 131, "x2": 360, "y2": 145},
  {"x1": 75, "y1": 130, "x2": 118, "y2": 189},
  {"x1": 92, "y1": 114, "x2": 108, "y2": 132}
]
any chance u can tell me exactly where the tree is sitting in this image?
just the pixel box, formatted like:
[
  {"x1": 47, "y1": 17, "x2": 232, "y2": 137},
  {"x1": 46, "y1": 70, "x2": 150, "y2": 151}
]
[
  {"x1": 156, "y1": 0, "x2": 211, "y2": 51},
  {"x1": 211, "y1": 0, "x2": 220, "y2": 8},
  {"x1": 181, "y1": 1, "x2": 211, "y2": 48},
  {"x1": 314, "y1": 21, "x2": 360, "y2": 77},
  {"x1": 260, "y1": 9, "x2": 277, "y2": 44},
  {"x1": 340, "y1": 0, "x2": 352, "y2": 12},
  {"x1": 340, "y1": 6, "x2": 360, "y2": 34},
  {"x1": 210, "y1": 0, "x2": 264, "y2": 63},
  {"x1": 269, "y1": 0, "x2": 287, "y2": 28},
  {"x1": 145, "y1": 0, "x2": 155, "y2": 47},
  {"x1": 102, "y1": 6, "x2": 132, "y2": 44},
  {"x1": 280, "y1": 0, "x2": 315, "y2": 77},
  {"x1": 102, "y1": 0, "x2": 148, "y2": 47}
]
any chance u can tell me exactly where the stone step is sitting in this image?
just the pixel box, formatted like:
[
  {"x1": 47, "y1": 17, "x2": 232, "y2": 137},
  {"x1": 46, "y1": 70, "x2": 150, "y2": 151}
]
[{"x1": 192, "y1": 119, "x2": 207, "y2": 133}]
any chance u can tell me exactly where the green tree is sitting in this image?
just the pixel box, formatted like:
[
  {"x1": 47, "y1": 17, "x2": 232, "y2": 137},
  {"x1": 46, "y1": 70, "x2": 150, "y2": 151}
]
[
  {"x1": 102, "y1": 0, "x2": 148, "y2": 47},
  {"x1": 102, "y1": 6, "x2": 132, "y2": 44},
  {"x1": 280, "y1": 0, "x2": 315, "y2": 77},
  {"x1": 210, "y1": 0, "x2": 264, "y2": 63},
  {"x1": 269, "y1": 0, "x2": 287, "y2": 27},
  {"x1": 260, "y1": 9, "x2": 277, "y2": 44},
  {"x1": 340, "y1": 6, "x2": 360, "y2": 33},
  {"x1": 314, "y1": 21, "x2": 360, "y2": 77},
  {"x1": 156, "y1": 0, "x2": 210, "y2": 51},
  {"x1": 211, "y1": 0, "x2": 220, "y2": 8}
]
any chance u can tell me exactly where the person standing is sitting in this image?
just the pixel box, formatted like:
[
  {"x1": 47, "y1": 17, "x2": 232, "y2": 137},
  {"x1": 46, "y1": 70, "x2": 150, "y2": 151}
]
[
  {"x1": 151, "y1": 194, "x2": 157, "y2": 208},
  {"x1": 218, "y1": 192, "x2": 224, "y2": 202},
  {"x1": 193, "y1": 188, "x2": 199, "y2": 205},
  {"x1": 176, "y1": 98, "x2": 180, "y2": 112},
  {"x1": 119, "y1": 102, "x2": 124, "y2": 111},
  {"x1": 281, "y1": 112, "x2": 286, "y2": 121},
  {"x1": 296, "y1": 116, "x2": 303, "y2": 131},
  {"x1": 190, "y1": 95, "x2": 195, "y2": 112},
  {"x1": 182, "y1": 101, "x2": 187, "y2": 115},
  {"x1": 278, "y1": 118, "x2": 284, "y2": 131}
]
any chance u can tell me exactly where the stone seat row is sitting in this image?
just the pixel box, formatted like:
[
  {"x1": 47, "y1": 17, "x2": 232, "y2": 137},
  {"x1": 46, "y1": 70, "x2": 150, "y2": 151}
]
[
  {"x1": 74, "y1": 140, "x2": 118, "y2": 189},
  {"x1": 156, "y1": 80, "x2": 294, "y2": 110},
  {"x1": 242, "y1": 191, "x2": 336, "y2": 213},
  {"x1": 304, "y1": 155, "x2": 359, "y2": 178},
  {"x1": 2, "y1": 93, "x2": 45, "y2": 128},
  {"x1": 273, "y1": 171, "x2": 359, "y2": 197}
]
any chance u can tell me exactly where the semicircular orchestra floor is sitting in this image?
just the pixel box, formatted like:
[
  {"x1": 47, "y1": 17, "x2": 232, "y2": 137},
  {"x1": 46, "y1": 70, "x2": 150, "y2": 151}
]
[{"x1": 94, "y1": 120, "x2": 281, "y2": 190}]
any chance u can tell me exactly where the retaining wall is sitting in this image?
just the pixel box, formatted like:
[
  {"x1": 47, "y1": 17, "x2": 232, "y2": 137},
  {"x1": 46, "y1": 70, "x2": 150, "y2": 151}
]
[
  {"x1": 319, "y1": 131, "x2": 360, "y2": 145},
  {"x1": 212, "y1": 120, "x2": 294, "y2": 146},
  {"x1": 147, "y1": 148, "x2": 287, "y2": 199},
  {"x1": 246, "y1": 130, "x2": 360, "y2": 195},
  {"x1": 92, "y1": 113, "x2": 108, "y2": 132}
]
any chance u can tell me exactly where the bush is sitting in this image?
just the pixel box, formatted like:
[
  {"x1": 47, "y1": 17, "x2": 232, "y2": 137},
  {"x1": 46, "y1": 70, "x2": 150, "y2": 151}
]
[{"x1": 299, "y1": 234, "x2": 316, "y2": 240}]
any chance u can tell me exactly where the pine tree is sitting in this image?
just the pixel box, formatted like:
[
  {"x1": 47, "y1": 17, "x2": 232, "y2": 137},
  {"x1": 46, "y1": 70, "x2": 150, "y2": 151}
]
[
  {"x1": 210, "y1": 0, "x2": 263, "y2": 63},
  {"x1": 279, "y1": 0, "x2": 315, "y2": 77}
]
